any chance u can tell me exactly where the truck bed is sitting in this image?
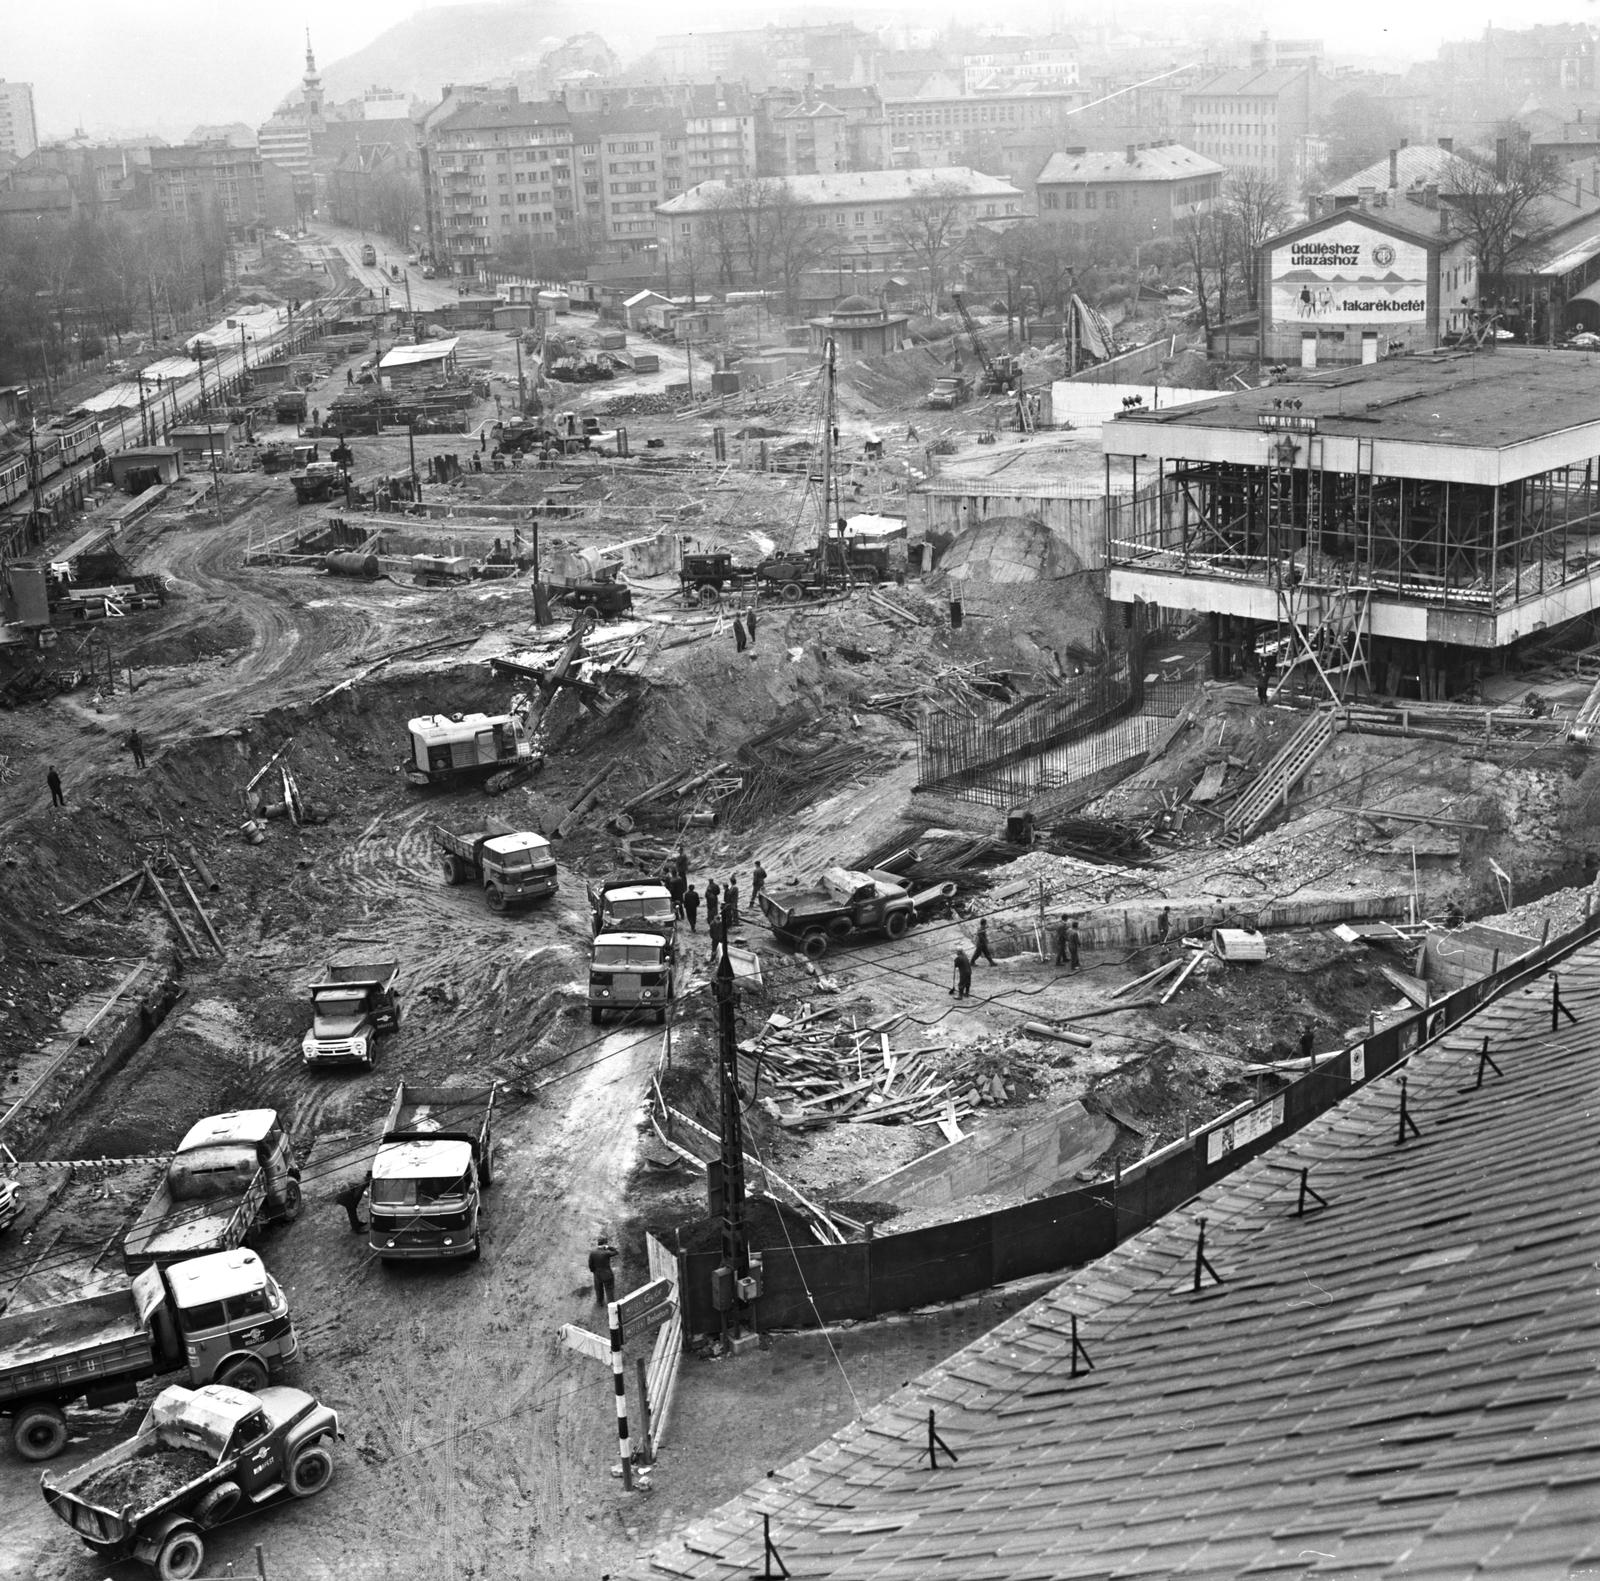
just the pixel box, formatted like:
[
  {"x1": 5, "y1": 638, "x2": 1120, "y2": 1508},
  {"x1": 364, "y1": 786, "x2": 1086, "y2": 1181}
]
[
  {"x1": 121, "y1": 1175, "x2": 263, "y2": 1272},
  {"x1": 0, "y1": 1290, "x2": 148, "y2": 1399},
  {"x1": 317, "y1": 959, "x2": 399, "y2": 989},
  {"x1": 384, "y1": 1084, "x2": 494, "y2": 1140}
]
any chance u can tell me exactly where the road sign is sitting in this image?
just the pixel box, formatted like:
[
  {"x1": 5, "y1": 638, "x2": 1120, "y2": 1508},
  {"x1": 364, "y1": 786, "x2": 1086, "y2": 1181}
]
[
  {"x1": 559, "y1": 1323, "x2": 609, "y2": 1365},
  {"x1": 620, "y1": 1296, "x2": 677, "y2": 1345},
  {"x1": 615, "y1": 1277, "x2": 673, "y2": 1328}
]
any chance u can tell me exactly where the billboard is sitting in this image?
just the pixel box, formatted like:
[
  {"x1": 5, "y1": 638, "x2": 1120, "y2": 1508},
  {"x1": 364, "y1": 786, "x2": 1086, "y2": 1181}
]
[{"x1": 1270, "y1": 220, "x2": 1429, "y2": 327}]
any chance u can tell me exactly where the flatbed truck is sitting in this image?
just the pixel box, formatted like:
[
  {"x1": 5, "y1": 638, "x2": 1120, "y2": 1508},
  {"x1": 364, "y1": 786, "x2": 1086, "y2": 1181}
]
[
  {"x1": 756, "y1": 866, "x2": 951, "y2": 959},
  {"x1": 438, "y1": 825, "x2": 558, "y2": 911}
]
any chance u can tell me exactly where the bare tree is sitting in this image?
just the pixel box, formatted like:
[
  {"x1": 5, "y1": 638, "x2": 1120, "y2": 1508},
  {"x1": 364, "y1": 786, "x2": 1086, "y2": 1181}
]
[
  {"x1": 762, "y1": 184, "x2": 843, "y2": 315},
  {"x1": 1448, "y1": 131, "x2": 1566, "y2": 295},
  {"x1": 696, "y1": 184, "x2": 746, "y2": 288},
  {"x1": 1223, "y1": 170, "x2": 1290, "y2": 309},
  {"x1": 890, "y1": 178, "x2": 971, "y2": 312}
]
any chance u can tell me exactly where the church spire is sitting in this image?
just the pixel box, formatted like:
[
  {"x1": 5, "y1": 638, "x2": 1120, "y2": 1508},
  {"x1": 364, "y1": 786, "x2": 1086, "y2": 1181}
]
[{"x1": 302, "y1": 29, "x2": 324, "y2": 120}]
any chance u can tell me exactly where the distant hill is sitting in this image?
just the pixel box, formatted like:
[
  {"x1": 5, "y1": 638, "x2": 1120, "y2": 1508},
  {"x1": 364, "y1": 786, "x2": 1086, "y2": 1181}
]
[{"x1": 315, "y1": 1, "x2": 666, "y2": 106}]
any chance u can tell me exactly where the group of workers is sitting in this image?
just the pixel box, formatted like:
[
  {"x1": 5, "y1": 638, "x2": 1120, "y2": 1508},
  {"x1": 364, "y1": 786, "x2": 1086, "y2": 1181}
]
[
  {"x1": 951, "y1": 904, "x2": 1176, "y2": 998},
  {"x1": 659, "y1": 846, "x2": 768, "y2": 955}
]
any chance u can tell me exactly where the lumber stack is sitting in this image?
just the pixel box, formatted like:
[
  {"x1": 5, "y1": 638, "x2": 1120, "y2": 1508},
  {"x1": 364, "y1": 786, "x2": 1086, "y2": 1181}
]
[{"x1": 740, "y1": 1009, "x2": 969, "y2": 1132}]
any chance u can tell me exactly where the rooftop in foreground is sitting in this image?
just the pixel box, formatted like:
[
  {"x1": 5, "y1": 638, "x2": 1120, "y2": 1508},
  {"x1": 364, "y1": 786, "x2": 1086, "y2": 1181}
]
[{"x1": 635, "y1": 928, "x2": 1600, "y2": 1580}]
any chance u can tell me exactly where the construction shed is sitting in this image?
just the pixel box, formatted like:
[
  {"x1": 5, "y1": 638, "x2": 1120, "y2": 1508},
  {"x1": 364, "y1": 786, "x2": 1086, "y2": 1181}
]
[
  {"x1": 166, "y1": 424, "x2": 236, "y2": 465},
  {"x1": 108, "y1": 447, "x2": 182, "y2": 493},
  {"x1": 377, "y1": 337, "x2": 460, "y2": 385}
]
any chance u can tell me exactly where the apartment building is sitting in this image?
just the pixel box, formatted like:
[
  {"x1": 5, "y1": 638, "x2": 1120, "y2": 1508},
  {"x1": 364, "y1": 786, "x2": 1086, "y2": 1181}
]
[
  {"x1": 424, "y1": 93, "x2": 574, "y2": 276},
  {"x1": 0, "y1": 81, "x2": 39, "y2": 161},
  {"x1": 144, "y1": 144, "x2": 267, "y2": 235},
  {"x1": 678, "y1": 82, "x2": 756, "y2": 186},
  {"x1": 571, "y1": 108, "x2": 686, "y2": 257},
  {"x1": 887, "y1": 88, "x2": 1089, "y2": 169},
  {"x1": 1181, "y1": 66, "x2": 1320, "y2": 185},
  {"x1": 963, "y1": 47, "x2": 1080, "y2": 94},
  {"x1": 1035, "y1": 142, "x2": 1224, "y2": 239},
  {"x1": 757, "y1": 83, "x2": 889, "y2": 177}
]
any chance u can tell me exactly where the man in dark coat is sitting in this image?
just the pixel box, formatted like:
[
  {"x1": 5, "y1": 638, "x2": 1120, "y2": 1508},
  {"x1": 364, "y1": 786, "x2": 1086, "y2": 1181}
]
[
  {"x1": 683, "y1": 885, "x2": 700, "y2": 931},
  {"x1": 733, "y1": 615, "x2": 747, "y2": 652},
  {"x1": 589, "y1": 1236, "x2": 616, "y2": 1305},
  {"x1": 1156, "y1": 906, "x2": 1171, "y2": 945},
  {"x1": 47, "y1": 766, "x2": 64, "y2": 808},
  {"x1": 973, "y1": 918, "x2": 995, "y2": 966},
  {"x1": 724, "y1": 878, "x2": 740, "y2": 927},
  {"x1": 704, "y1": 877, "x2": 721, "y2": 918},
  {"x1": 335, "y1": 1173, "x2": 370, "y2": 1233},
  {"x1": 1053, "y1": 914, "x2": 1069, "y2": 966},
  {"x1": 751, "y1": 861, "x2": 767, "y2": 900},
  {"x1": 1067, "y1": 919, "x2": 1082, "y2": 971},
  {"x1": 951, "y1": 949, "x2": 973, "y2": 998},
  {"x1": 128, "y1": 728, "x2": 146, "y2": 770}
]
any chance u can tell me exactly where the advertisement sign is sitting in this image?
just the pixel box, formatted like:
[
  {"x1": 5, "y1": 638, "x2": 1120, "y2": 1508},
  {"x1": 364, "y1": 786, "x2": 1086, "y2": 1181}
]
[{"x1": 1271, "y1": 221, "x2": 1429, "y2": 326}]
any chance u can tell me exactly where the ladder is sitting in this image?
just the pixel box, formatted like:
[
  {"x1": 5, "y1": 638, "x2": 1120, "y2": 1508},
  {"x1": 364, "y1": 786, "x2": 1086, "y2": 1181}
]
[{"x1": 1222, "y1": 708, "x2": 1339, "y2": 845}]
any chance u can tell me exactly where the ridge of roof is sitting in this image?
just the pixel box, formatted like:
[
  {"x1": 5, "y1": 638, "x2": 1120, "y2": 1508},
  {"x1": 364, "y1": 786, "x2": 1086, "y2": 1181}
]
[
  {"x1": 1036, "y1": 143, "x2": 1224, "y2": 183},
  {"x1": 657, "y1": 166, "x2": 1019, "y2": 213},
  {"x1": 635, "y1": 926, "x2": 1600, "y2": 1580}
]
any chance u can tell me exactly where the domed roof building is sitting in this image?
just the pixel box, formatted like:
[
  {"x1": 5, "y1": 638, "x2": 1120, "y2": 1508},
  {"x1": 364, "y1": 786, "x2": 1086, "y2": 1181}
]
[{"x1": 808, "y1": 293, "x2": 911, "y2": 360}]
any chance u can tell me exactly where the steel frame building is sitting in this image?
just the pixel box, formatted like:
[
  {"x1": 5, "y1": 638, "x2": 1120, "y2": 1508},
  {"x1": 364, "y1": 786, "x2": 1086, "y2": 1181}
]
[{"x1": 1102, "y1": 349, "x2": 1600, "y2": 698}]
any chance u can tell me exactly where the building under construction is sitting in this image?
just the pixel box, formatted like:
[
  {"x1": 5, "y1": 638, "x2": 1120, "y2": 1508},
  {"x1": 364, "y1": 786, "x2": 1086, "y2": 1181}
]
[{"x1": 1102, "y1": 349, "x2": 1600, "y2": 699}]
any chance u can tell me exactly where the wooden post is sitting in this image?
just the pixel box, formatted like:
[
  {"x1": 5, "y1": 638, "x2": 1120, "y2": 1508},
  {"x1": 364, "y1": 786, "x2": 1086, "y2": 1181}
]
[
  {"x1": 184, "y1": 841, "x2": 220, "y2": 892},
  {"x1": 143, "y1": 861, "x2": 199, "y2": 957},
  {"x1": 58, "y1": 869, "x2": 143, "y2": 916},
  {"x1": 635, "y1": 1356, "x2": 654, "y2": 1465},
  {"x1": 175, "y1": 863, "x2": 225, "y2": 955}
]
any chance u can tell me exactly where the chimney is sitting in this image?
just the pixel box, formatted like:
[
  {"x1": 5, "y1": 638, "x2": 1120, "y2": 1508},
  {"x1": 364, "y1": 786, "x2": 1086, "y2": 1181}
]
[
  {"x1": 1389, "y1": 147, "x2": 1398, "y2": 188},
  {"x1": 1308, "y1": 193, "x2": 1321, "y2": 218},
  {"x1": 1358, "y1": 184, "x2": 1376, "y2": 208},
  {"x1": 1400, "y1": 137, "x2": 1408, "y2": 149},
  {"x1": 1438, "y1": 136, "x2": 1453, "y2": 152},
  {"x1": 1439, "y1": 204, "x2": 1449, "y2": 234},
  {"x1": 1126, "y1": 143, "x2": 1136, "y2": 163},
  {"x1": 1424, "y1": 182, "x2": 1439, "y2": 209},
  {"x1": 1496, "y1": 136, "x2": 1508, "y2": 179}
]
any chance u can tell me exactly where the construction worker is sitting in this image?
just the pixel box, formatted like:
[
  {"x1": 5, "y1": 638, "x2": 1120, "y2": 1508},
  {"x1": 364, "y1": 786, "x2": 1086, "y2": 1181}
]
[
  {"x1": 346, "y1": 368, "x2": 354, "y2": 386},
  {"x1": 589, "y1": 1235, "x2": 616, "y2": 1305},
  {"x1": 46, "y1": 766, "x2": 64, "y2": 808},
  {"x1": 973, "y1": 918, "x2": 995, "y2": 966},
  {"x1": 733, "y1": 614, "x2": 747, "y2": 653},
  {"x1": 1299, "y1": 1024, "x2": 1316, "y2": 1062},
  {"x1": 1156, "y1": 906, "x2": 1171, "y2": 945},
  {"x1": 127, "y1": 727, "x2": 146, "y2": 770},
  {"x1": 335, "y1": 1172, "x2": 370, "y2": 1233},
  {"x1": 683, "y1": 884, "x2": 700, "y2": 932},
  {"x1": 751, "y1": 861, "x2": 767, "y2": 901},
  {"x1": 673, "y1": 845, "x2": 689, "y2": 883},
  {"x1": 951, "y1": 948, "x2": 973, "y2": 998},
  {"x1": 1067, "y1": 918, "x2": 1082, "y2": 972},
  {"x1": 746, "y1": 607, "x2": 758, "y2": 643},
  {"x1": 704, "y1": 877, "x2": 721, "y2": 918},
  {"x1": 724, "y1": 878, "x2": 739, "y2": 928},
  {"x1": 707, "y1": 907, "x2": 726, "y2": 961},
  {"x1": 665, "y1": 870, "x2": 686, "y2": 917},
  {"x1": 1053, "y1": 914, "x2": 1069, "y2": 966}
]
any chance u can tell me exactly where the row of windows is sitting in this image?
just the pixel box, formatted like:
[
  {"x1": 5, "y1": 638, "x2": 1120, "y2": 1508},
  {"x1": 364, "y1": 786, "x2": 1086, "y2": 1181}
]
[
  {"x1": 890, "y1": 102, "x2": 1060, "y2": 128},
  {"x1": 609, "y1": 160, "x2": 655, "y2": 174},
  {"x1": 610, "y1": 181, "x2": 656, "y2": 194}
]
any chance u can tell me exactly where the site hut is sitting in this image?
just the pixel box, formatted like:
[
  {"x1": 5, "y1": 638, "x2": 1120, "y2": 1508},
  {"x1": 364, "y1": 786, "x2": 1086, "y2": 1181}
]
[
  {"x1": 166, "y1": 424, "x2": 236, "y2": 468},
  {"x1": 807, "y1": 294, "x2": 911, "y2": 360},
  {"x1": 376, "y1": 337, "x2": 460, "y2": 387},
  {"x1": 1101, "y1": 348, "x2": 1600, "y2": 700},
  {"x1": 1260, "y1": 199, "x2": 1476, "y2": 367},
  {"x1": 108, "y1": 447, "x2": 183, "y2": 494}
]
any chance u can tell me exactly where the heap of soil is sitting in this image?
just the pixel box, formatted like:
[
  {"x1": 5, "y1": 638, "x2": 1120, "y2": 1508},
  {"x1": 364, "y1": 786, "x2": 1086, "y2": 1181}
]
[
  {"x1": 657, "y1": 1196, "x2": 816, "y2": 1255},
  {"x1": 78, "y1": 1446, "x2": 215, "y2": 1509}
]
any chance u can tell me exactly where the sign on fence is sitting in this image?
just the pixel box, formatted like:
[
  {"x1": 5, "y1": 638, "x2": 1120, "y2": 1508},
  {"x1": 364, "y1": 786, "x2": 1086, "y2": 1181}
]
[
  {"x1": 616, "y1": 1278, "x2": 676, "y2": 1344},
  {"x1": 1205, "y1": 1093, "x2": 1286, "y2": 1165}
]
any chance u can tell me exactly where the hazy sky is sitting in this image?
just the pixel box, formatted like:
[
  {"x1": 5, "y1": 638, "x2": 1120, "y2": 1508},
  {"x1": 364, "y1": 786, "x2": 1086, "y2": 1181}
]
[{"x1": 7, "y1": 0, "x2": 1600, "y2": 138}]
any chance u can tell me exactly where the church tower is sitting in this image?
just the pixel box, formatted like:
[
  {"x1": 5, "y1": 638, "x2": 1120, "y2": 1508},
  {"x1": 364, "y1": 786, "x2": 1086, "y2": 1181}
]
[{"x1": 302, "y1": 30, "x2": 325, "y2": 123}]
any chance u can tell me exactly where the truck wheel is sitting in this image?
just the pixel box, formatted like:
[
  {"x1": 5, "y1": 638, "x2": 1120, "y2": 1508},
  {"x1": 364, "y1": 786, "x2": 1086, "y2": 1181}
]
[
  {"x1": 194, "y1": 1481, "x2": 243, "y2": 1528},
  {"x1": 468, "y1": 1237, "x2": 482, "y2": 1262},
  {"x1": 280, "y1": 1178, "x2": 304, "y2": 1222},
  {"x1": 441, "y1": 853, "x2": 465, "y2": 885},
  {"x1": 289, "y1": 1440, "x2": 335, "y2": 1497},
  {"x1": 485, "y1": 885, "x2": 507, "y2": 914},
  {"x1": 217, "y1": 1356, "x2": 269, "y2": 1393},
  {"x1": 157, "y1": 1528, "x2": 205, "y2": 1581},
  {"x1": 695, "y1": 582, "x2": 721, "y2": 606},
  {"x1": 828, "y1": 917, "x2": 854, "y2": 940},
  {"x1": 780, "y1": 582, "x2": 804, "y2": 603},
  {"x1": 655, "y1": 1007, "x2": 667, "y2": 1025},
  {"x1": 885, "y1": 910, "x2": 910, "y2": 939},
  {"x1": 801, "y1": 931, "x2": 829, "y2": 960},
  {"x1": 12, "y1": 1404, "x2": 68, "y2": 1461}
]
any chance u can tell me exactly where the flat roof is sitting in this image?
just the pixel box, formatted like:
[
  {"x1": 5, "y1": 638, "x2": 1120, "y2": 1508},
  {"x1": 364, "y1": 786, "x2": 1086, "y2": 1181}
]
[
  {"x1": 379, "y1": 337, "x2": 459, "y2": 370},
  {"x1": 1104, "y1": 348, "x2": 1600, "y2": 486},
  {"x1": 372, "y1": 1137, "x2": 473, "y2": 1179},
  {"x1": 166, "y1": 1248, "x2": 269, "y2": 1309},
  {"x1": 178, "y1": 1108, "x2": 276, "y2": 1152}
]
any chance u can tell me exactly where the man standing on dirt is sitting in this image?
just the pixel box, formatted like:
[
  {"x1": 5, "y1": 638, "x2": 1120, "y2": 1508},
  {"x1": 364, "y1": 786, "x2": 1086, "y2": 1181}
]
[
  {"x1": 707, "y1": 907, "x2": 726, "y2": 962},
  {"x1": 1053, "y1": 914, "x2": 1069, "y2": 967},
  {"x1": 704, "y1": 877, "x2": 721, "y2": 920},
  {"x1": 746, "y1": 608, "x2": 758, "y2": 644},
  {"x1": 751, "y1": 861, "x2": 767, "y2": 901},
  {"x1": 589, "y1": 1236, "x2": 616, "y2": 1305},
  {"x1": 665, "y1": 869, "x2": 686, "y2": 918},
  {"x1": 1067, "y1": 918, "x2": 1082, "y2": 972},
  {"x1": 1156, "y1": 906, "x2": 1171, "y2": 945},
  {"x1": 127, "y1": 728, "x2": 146, "y2": 770},
  {"x1": 724, "y1": 877, "x2": 740, "y2": 928},
  {"x1": 733, "y1": 613, "x2": 748, "y2": 653},
  {"x1": 973, "y1": 918, "x2": 996, "y2": 966},
  {"x1": 951, "y1": 948, "x2": 973, "y2": 998},
  {"x1": 673, "y1": 845, "x2": 689, "y2": 884},
  {"x1": 46, "y1": 766, "x2": 64, "y2": 808},
  {"x1": 683, "y1": 884, "x2": 700, "y2": 932},
  {"x1": 335, "y1": 1173, "x2": 370, "y2": 1234}
]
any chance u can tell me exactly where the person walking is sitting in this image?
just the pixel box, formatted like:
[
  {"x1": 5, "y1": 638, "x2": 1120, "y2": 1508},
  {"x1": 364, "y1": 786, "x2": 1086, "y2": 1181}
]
[
  {"x1": 665, "y1": 870, "x2": 686, "y2": 918},
  {"x1": 1067, "y1": 918, "x2": 1082, "y2": 972},
  {"x1": 1156, "y1": 906, "x2": 1171, "y2": 945},
  {"x1": 1053, "y1": 914, "x2": 1069, "y2": 967},
  {"x1": 589, "y1": 1236, "x2": 616, "y2": 1305},
  {"x1": 724, "y1": 877, "x2": 740, "y2": 928},
  {"x1": 973, "y1": 918, "x2": 996, "y2": 966},
  {"x1": 335, "y1": 1173, "x2": 370, "y2": 1234},
  {"x1": 721, "y1": 894, "x2": 736, "y2": 940},
  {"x1": 750, "y1": 860, "x2": 767, "y2": 901},
  {"x1": 673, "y1": 845, "x2": 689, "y2": 884},
  {"x1": 707, "y1": 907, "x2": 726, "y2": 962},
  {"x1": 733, "y1": 614, "x2": 748, "y2": 653},
  {"x1": 46, "y1": 766, "x2": 64, "y2": 808},
  {"x1": 951, "y1": 948, "x2": 973, "y2": 998},
  {"x1": 127, "y1": 728, "x2": 146, "y2": 770},
  {"x1": 683, "y1": 884, "x2": 700, "y2": 932},
  {"x1": 704, "y1": 877, "x2": 721, "y2": 919}
]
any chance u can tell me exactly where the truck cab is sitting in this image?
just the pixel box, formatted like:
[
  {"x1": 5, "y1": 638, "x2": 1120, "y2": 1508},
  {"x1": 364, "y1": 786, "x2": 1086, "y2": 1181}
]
[
  {"x1": 301, "y1": 960, "x2": 401, "y2": 1067},
  {"x1": 440, "y1": 830, "x2": 558, "y2": 910},
  {"x1": 589, "y1": 880, "x2": 677, "y2": 939},
  {"x1": 588, "y1": 930, "x2": 677, "y2": 1025},
  {"x1": 367, "y1": 1085, "x2": 496, "y2": 1263},
  {"x1": 927, "y1": 376, "x2": 970, "y2": 410},
  {"x1": 361, "y1": 243, "x2": 377, "y2": 266},
  {"x1": 147, "y1": 1249, "x2": 298, "y2": 1395}
]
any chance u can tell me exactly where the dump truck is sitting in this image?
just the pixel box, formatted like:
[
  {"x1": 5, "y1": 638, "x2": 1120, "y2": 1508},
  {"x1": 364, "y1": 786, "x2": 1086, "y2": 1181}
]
[
  {"x1": 1, "y1": 1249, "x2": 299, "y2": 1462},
  {"x1": 588, "y1": 930, "x2": 679, "y2": 1025},
  {"x1": 438, "y1": 825, "x2": 557, "y2": 911},
  {"x1": 41, "y1": 1382, "x2": 340, "y2": 1578},
  {"x1": 301, "y1": 960, "x2": 401, "y2": 1067},
  {"x1": 403, "y1": 710, "x2": 537, "y2": 787},
  {"x1": 290, "y1": 459, "x2": 342, "y2": 504},
  {"x1": 122, "y1": 1111, "x2": 303, "y2": 1273},
  {"x1": 926, "y1": 375, "x2": 971, "y2": 410},
  {"x1": 368, "y1": 1084, "x2": 497, "y2": 1262},
  {"x1": 757, "y1": 866, "x2": 952, "y2": 959},
  {"x1": 589, "y1": 878, "x2": 677, "y2": 938},
  {"x1": 273, "y1": 389, "x2": 308, "y2": 424}
]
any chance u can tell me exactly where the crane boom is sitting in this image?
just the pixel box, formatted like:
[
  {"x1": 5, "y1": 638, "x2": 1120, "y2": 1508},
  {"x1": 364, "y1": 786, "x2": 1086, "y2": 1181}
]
[{"x1": 951, "y1": 291, "x2": 998, "y2": 385}]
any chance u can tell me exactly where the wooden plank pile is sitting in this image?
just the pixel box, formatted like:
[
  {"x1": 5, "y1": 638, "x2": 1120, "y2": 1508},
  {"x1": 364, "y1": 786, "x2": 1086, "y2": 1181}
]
[{"x1": 740, "y1": 1008, "x2": 970, "y2": 1136}]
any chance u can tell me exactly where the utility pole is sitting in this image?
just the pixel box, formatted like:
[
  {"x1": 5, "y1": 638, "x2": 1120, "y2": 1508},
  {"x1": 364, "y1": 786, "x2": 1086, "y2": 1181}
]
[
  {"x1": 407, "y1": 421, "x2": 422, "y2": 500},
  {"x1": 712, "y1": 946, "x2": 749, "y2": 1350},
  {"x1": 513, "y1": 334, "x2": 527, "y2": 417},
  {"x1": 819, "y1": 336, "x2": 836, "y2": 556}
]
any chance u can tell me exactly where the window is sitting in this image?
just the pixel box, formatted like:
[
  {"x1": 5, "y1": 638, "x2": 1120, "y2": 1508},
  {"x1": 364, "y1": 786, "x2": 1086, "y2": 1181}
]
[
  {"x1": 1084, "y1": 191, "x2": 1097, "y2": 209},
  {"x1": 1103, "y1": 191, "x2": 1117, "y2": 210},
  {"x1": 835, "y1": 212, "x2": 845, "y2": 225},
  {"x1": 1044, "y1": 191, "x2": 1059, "y2": 209},
  {"x1": 1064, "y1": 191, "x2": 1078, "y2": 209}
]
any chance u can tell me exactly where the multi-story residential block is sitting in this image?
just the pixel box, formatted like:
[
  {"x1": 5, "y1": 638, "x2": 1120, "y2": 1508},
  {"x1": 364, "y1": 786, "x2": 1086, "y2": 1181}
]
[
  {"x1": 962, "y1": 47, "x2": 1080, "y2": 95},
  {"x1": 1181, "y1": 66, "x2": 1320, "y2": 185},
  {"x1": 886, "y1": 88, "x2": 1090, "y2": 171},
  {"x1": 144, "y1": 144, "x2": 267, "y2": 235},
  {"x1": 570, "y1": 108, "x2": 686, "y2": 257},
  {"x1": 678, "y1": 82, "x2": 756, "y2": 186},
  {"x1": 0, "y1": 80, "x2": 39, "y2": 161},
  {"x1": 757, "y1": 82, "x2": 888, "y2": 176},
  {"x1": 423, "y1": 93, "x2": 574, "y2": 276},
  {"x1": 1034, "y1": 142, "x2": 1224, "y2": 239}
]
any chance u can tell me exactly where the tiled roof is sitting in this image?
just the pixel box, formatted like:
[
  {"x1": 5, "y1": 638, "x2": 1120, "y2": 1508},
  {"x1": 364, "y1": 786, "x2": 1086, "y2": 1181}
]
[
  {"x1": 437, "y1": 99, "x2": 571, "y2": 133},
  {"x1": 1037, "y1": 143, "x2": 1223, "y2": 184},
  {"x1": 658, "y1": 166, "x2": 1020, "y2": 214},
  {"x1": 1324, "y1": 144, "x2": 1476, "y2": 198},
  {"x1": 1184, "y1": 66, "x2": 1312, "y2": 99},
  {"x1": 636, "y1": 935, "x2": 1600, "y2": 1580}
]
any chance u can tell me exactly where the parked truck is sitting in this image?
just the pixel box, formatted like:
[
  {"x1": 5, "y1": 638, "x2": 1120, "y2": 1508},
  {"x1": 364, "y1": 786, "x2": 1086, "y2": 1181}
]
[
  {"x1": 588, "y1": 930, "x2": 679, "y2": 1025},
  {"x1": 122, "y1": 1111, "x2": 302, "y2": 1273},
  {"x1": 368, "y1": 1084, "x2": 497, "y2": 1262},
  {"x1": 301, "y1": 960, "x2": 401, "y2": 1067},
  {"x1": 290, "y1": 459, "x2": 342, "y2": 505},
  {"x1": 437, "y1": 825, "x2": 557, "y2": 911},
  {"x1": 273, "y1": 389, "x2": 308, "y2": 424},
  {"x1": 588, "y1": 877, "x2": 678, "y2": 938},
  {"x1": 403, "y1": 710, "x2": 538, "y2": 787},
  {"x1": 926, "y1": 375, "x2": 971, "y2": 410},
  {"x1": 1, "y1": 1249, "x2": 299, "y2": 1463},
  {"x1": 757, "y1": 866, "x2": 952, "y2": 959},
  {"x1": 41, "y1": 1382, "x2": 340, "y2": 1579}
]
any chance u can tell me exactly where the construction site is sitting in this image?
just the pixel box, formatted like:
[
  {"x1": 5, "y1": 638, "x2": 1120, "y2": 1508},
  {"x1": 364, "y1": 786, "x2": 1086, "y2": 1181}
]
[{"x1": 4, "y1": 233, "x2": 1600, "y2": 1581}]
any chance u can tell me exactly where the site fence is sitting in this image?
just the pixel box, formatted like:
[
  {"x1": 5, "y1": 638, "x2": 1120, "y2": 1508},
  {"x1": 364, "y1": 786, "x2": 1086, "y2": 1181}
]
[
  {"x1": 670, "y1": 908, "x2": 1600, "y2": 1335},
  {"x1": 914, "y1": 637, "x2": 1190, "y2": 807}
]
